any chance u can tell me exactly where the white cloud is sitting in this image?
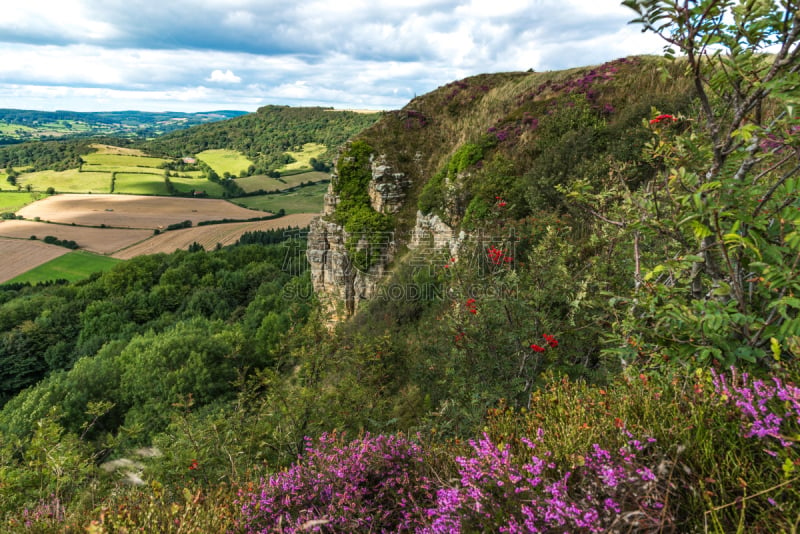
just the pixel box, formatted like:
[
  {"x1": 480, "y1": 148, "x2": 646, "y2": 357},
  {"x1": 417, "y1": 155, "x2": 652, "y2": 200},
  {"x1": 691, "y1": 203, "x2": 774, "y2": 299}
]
[
  {"x1": 0, "y1": 1, "x2": 119, "y2": 44},
  {"x1": 223, "y1": 10, "x2": 255, "y2": 28},
  {"x1": 0, "y1": 0, "x2": 667, "y2": 112},
  {"x1": 207, "y1": 69, "x2": 242, "y2": 83}
]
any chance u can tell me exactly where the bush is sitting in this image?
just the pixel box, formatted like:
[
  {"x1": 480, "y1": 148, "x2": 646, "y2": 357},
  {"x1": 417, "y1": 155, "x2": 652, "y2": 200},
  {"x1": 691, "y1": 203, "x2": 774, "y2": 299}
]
[
  {"x1": 237, "y1": 433, "x2": 439, "y2": 533},
  {"x1": 236, "y1": 429, "x2": 669, "y2": 533},
  {"x1": 165, "y1": 220, "x2": 192, "y2": 231},
  {"x1": 42, "y1": 236, "x2": 79, "y2": 249}
]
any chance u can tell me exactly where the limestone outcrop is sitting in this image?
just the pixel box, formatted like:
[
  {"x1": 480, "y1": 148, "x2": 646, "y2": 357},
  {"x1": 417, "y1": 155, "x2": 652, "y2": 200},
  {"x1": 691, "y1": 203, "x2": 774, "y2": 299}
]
[
  {"x1": 368, "y1": 155, "x2": 410, "y2": 214},
  {"x1": 306, "y1": 217, "x2": 394, "y2": 318},
  {"x1": 409, "y1": 210, "x2": 464, "y2": 258}
]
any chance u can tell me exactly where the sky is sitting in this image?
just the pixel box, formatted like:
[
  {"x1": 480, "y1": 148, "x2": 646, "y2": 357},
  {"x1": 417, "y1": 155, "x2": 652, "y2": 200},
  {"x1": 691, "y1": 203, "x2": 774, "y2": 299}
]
[{"x1": 0, "y1": 0, "x2": 666, "y2": 113}]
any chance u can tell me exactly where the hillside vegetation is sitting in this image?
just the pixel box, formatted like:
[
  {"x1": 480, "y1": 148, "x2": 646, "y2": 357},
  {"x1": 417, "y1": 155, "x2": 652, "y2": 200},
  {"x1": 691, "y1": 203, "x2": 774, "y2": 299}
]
[
  {"x1": 142, "y1": 105, "x2": 380, "y2": 175},
  {"x1": 1, "y1": 1, "x2": 799, "y2": 532}
]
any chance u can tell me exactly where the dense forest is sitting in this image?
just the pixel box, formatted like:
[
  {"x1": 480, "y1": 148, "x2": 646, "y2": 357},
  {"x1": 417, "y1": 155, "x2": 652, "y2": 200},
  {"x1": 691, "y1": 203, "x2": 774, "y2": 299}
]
[
  {"x1": 1, "y1": 0, "x2": 799, "y2": 532},
  {"x1": 0, "y1": 138, "x2": 109, "y2": 173}
]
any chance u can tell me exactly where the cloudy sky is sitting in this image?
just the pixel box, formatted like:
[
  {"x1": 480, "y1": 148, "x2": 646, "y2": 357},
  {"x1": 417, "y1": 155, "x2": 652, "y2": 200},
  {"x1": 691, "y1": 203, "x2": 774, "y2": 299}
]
[{"x1": 0, "y1": 0, "x2": 665, "y2": 113}]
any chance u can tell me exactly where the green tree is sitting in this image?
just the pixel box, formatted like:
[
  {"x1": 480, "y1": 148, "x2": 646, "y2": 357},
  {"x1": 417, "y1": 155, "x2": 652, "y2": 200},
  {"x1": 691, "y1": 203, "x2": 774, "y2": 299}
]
[{"x1": 579, "y1": 0, "x2": 800, "y2": 365}]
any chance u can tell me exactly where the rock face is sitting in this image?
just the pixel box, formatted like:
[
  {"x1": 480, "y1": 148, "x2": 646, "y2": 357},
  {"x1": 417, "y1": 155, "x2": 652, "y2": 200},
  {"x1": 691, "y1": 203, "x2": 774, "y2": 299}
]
[
  {"x1": 307, "y1": 149, "x2": 472, "y2": 319},
  {"x1": 307, "y1": 152, "x2": 408, "y2": 317},
  {"x1": 322, "y1": 181, "x2": 338, "y2": 217},
  {"x1": 409, "y1": 210, "x2": 464, "y2": 258},
  {"x1": 307, "y1": 218, "x2": 394, "y2": 318},
  {"x1": 368, "y1": 155, "x2": 410, "y2": 214}
]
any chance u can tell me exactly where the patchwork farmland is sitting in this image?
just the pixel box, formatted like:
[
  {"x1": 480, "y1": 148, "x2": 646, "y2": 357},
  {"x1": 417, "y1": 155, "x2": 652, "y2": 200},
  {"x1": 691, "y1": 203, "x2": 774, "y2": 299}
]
[
  {"x1": 0, "y1": 220, "x2": 152, "y2": 254},
  {"x1": 0, "y1": 237, "x2": 71, "y2": 283},
  {"x1": 2, "y1": 143, "x2": 329, "y2": 283},
  {"x1": 112, "y1": 213, "x2": 316, "y2": 259},
  {"x1": 1, "y1": 193, "x2": 318, "y2": 283},
  {"x1": 16, "y1": 194, "x2": 270, "y2": 229}
]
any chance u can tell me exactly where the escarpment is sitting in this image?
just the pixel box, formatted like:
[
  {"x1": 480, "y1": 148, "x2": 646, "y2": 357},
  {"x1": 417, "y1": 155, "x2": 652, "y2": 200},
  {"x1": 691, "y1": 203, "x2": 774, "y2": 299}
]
[{"x1": 306, "y1": 57, "x2": 695, "y2": 319}]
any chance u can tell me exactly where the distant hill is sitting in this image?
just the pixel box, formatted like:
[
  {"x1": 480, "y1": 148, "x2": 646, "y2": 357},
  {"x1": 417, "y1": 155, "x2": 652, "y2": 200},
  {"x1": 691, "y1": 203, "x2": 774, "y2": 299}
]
[
  {"x1": 141, "y1": 105, "x2": 381, "y2": 175},
  {"x1": 0, "y1": 109, "x2": 247, "y2": 144}
]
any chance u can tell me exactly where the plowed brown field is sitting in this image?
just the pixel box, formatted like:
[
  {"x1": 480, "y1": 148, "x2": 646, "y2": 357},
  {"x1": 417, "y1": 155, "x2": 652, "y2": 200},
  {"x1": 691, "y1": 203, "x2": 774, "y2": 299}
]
[
  {"x1": 0, "y1": 220, "x2": 152, "y2": 255},
  {"x1": 17, "y1": 194, "x2": 269, "y2": 229},
  {"x1": 0, "y1": 238, "x2": 70, "y2": 283},
  {"x1": 112, "y1": 213, "x2": 317, "y2": 259}
]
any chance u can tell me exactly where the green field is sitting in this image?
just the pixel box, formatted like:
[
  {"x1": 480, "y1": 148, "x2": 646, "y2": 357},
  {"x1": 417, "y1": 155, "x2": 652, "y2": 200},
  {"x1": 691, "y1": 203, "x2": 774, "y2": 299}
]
[
  {"x1": 82, "y1": 153, "x2": 169, "y2": 167},
  {"x1": 235, "y1": 182, "x2": 327, "y2": 214},
  {"x1": 4, "y1": 250, "x2": 122, "y2": 285},
  {"x1": 18, "y1": 169, "x2": 111, "y2": 193},
  {"x1": 84, "y1": 164, "x2": 167, "y2": 174},
  {"x1": 196, "y1": 149, "x2": 254, "y2": 177},
  {"x1": 0, "y1": 122, "x2": 36, "y2": 134},
  {"x1": 169, "y1": 176, "x2": 227, "y2": 197},
  {"x1": 0, "y1": 192, "x2": 43, "y2": 212},
  {"x1": 1, "y1": 166, "x2": 32, "y2": 184},
  {"x1": 236, "y1": 171, "x2": 329, "y2": 193},
  {"x1": 114, "y1": 173, "x2": 170, "y2": 195},
  {"x1": 277, "y1": 142, "x2": 327, "y2": 173}
]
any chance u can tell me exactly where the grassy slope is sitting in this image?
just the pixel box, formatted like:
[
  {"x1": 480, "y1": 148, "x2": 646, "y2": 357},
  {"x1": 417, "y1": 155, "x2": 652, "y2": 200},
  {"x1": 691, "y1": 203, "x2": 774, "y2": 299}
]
[
  {"x1": 277, "y1": 142, "x2": 327, "y2": 173},
  {"x1": 236, "y1": 171, "x2": 329, "y2": 193},
  {"x1": 0, "y1": 192, "x2": 43, "y2": 212},
  {"x1": 114, "y1": 173, "x2": 170, "y2": 195},
  {"x1": 169, "y1": 176, "x2": 227, "y2": 197},
  {"x1": 196, "y1": 149, "x2": 254, "y2": 176},
  {"x1": 340, "y1": 56, "x2": 692, "y2": 235},
  {"x1": 18, "y1": 169, "x2": 112, "y2": 193},
  {"x1": 235, "y1": 182, "x2": 327, "y2": 214}
]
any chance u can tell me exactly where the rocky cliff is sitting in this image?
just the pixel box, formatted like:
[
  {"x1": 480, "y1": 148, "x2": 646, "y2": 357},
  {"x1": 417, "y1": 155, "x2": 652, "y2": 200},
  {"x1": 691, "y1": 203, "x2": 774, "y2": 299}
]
[
  {"x1": 307, "y1": 152, "x2": 408, "y2": 317},
  {"x1": 305, "y1": 57, "x2": 693, "y2": 318}
]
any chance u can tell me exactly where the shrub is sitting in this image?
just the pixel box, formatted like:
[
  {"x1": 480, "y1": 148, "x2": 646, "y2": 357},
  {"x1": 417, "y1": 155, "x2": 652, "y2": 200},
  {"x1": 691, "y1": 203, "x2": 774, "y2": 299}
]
[
  {"x1": 237, "y1": 433, "x2": 438, "y2": 533},
  {"x1": 423, "y1": 432, "x2": 666, "y2": 533}
]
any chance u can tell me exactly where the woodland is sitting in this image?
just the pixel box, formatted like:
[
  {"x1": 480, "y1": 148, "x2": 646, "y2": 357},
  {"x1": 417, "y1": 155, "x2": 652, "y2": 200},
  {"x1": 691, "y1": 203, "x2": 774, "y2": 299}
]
[{"x1": 1, "y1": 0, "x2": 800, "y2": 532}]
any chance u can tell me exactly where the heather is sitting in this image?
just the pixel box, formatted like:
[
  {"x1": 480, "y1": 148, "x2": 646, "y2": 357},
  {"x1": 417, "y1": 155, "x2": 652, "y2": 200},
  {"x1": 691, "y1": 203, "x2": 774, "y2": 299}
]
[{"x1": 2, "y1": 0, "x2": 800, "y2": 531}]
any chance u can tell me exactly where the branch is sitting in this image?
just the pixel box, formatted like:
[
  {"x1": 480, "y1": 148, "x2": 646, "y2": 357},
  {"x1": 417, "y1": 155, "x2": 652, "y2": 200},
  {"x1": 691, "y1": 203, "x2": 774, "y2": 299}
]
[{"x1": 575, "y1": 203, "x2": 627, "y2": 228}]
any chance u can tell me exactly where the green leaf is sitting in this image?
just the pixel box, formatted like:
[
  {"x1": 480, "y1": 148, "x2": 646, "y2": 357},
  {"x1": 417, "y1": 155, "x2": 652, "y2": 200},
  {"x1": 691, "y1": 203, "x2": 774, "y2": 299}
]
[
  {"x1": 691, "y1": 220, "x2": 713, "y2": 241},
  {"x1": 783, "y1": 456, "x2": 795, "y2": 478},
  {"x1": 644, "y1": 264, "x2": 667, "y2": 282},
  {"x1": 770, "y1": 337, "x2": 781, "y2": 361},
  {"x1": 711, "y1": 283, "x2": 731, "y2": 297}
]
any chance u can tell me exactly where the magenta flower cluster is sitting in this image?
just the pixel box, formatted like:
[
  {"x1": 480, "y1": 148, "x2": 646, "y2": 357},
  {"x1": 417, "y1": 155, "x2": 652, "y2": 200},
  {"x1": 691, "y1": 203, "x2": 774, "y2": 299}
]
[
  {"x1": 14, "y1": 495, "x2": 66, "y2": 529},
  {"x1": 444, "y1": 80, "x2": 490, "y2": 104},
  {"x1": 237, "y1": 430, "x2": 667, "y2": 533},
  {"x1": 237, "y1": 432, "x2": 437, "y2": 533},
  {"x1": 423, "y1": 432, "x2": 662, "y2": 533},
  {"x1": 517, "y1": 57, "x2": 635, "y2": 107},
  {"x1": 712, "y1": 368, "x2": 800, "y2": 452}
]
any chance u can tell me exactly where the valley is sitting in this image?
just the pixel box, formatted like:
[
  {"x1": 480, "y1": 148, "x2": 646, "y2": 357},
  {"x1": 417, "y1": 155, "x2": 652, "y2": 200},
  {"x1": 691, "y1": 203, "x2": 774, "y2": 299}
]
[
  {"x1": 0, "y1": 1, "x2": 798, "y2": 528},
  {"x1": 0, "y1": 107, "x2": 375, "y2": 284}
]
